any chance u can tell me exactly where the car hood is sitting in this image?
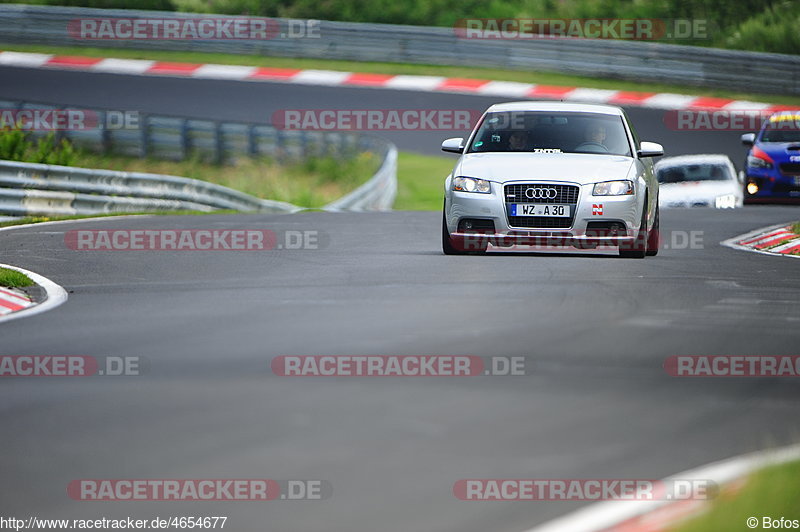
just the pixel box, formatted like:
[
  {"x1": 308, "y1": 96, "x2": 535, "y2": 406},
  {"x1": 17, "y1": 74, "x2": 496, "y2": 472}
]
[
  {"x1": 755, "y1": 142, "x2": 800, "y2": 162},
  {"x1": 659, "y1": 181, "x2": 738, "y2": 205},
  {"x1": 454, "y1": 153, "x2": 635, "y2": 185}
]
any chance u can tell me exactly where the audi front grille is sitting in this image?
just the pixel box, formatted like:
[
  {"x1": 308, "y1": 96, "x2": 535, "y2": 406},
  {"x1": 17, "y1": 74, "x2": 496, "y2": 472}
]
[{"x1": 504, "y1": 183, "x2": 580, "y2": 229}]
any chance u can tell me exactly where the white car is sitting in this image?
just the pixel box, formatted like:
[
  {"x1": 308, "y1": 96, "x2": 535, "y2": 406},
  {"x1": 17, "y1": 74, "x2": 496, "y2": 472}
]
[
  {"x1": 441, "y1": 102, "x2": 663, "y2": 258},
  {"x1": 655, "y1": 155, "x2": 744, "y2": 209}
]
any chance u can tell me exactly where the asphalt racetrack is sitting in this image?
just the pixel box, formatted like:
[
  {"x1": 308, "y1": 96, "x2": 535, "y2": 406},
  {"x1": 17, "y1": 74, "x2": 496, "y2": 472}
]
[
  {"x1": 0, "y1": 65, "x2": 748, "y2": 159},
  {"x1": 0, "y1": 66, "x2": 799, "y2": 532}
]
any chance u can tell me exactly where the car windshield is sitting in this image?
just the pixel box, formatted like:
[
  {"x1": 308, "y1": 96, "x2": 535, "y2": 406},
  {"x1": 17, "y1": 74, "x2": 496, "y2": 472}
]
[
  {"x1": 467, "y1": 111, "x2": 632, "y2": 156},
  {"x1": 761, "y1": 122, "x2": 800, "y2": 143},
  {"x1": 657, "y1": 163, "x2": 732, "y2": 183}
]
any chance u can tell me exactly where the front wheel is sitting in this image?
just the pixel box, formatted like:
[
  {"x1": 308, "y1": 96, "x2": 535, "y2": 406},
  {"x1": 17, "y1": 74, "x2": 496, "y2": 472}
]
[
  {"x1": 442, "y1": 210, "x2": 487, "y2": 255},
  {"x1": 646, "y1": 206, "x2": 659, "y2": 256},
  {"x1": 619, "y1": 202, "x2": 648, "y2": 259}
]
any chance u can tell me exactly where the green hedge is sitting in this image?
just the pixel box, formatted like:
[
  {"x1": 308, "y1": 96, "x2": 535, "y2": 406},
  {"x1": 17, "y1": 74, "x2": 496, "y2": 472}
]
[{"x1": 0, "y1": 129, "x2": 78, "y2": 166}]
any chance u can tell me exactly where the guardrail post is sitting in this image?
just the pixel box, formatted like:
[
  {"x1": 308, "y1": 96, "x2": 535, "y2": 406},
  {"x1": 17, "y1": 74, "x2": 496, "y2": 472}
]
[
  {"x1": 99, "y1": 110, "x2": 111, "y2": 154},
  {"x1": 214, "y1": 121, "x2": 224, "y2": 165},
  {"x1": 52, "y1": 104, "x2": 66, "y2": 146},
  {"x1": 276, "y1": 129, "x2": 285, "y2": 162},
  {"x1": 299, "y1": 130, "x2": 310, "y2": 158},
  {"x1": 247, "y1": 124, "x2": 257, "y2": 157},
  {"x1": 181, "y1": 118, "x2": 190, "y2": 160},
  {"x1": 139, "y1": 114, "x2": 149, "y2": 158}
]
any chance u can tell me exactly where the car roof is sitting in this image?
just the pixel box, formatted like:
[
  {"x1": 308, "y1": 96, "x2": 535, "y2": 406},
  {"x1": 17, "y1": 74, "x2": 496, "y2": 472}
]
[
  {"x1": 765, "y1": 111, "x2": 800, "y2": 127},
  {"x1": 655, "y1": 154, "x2": 733, "y2": 168},
  {"x1": 485, "y1": 101, "x2": 625, "y2": 116},
  {"x1": 768, "y1": 110, "x2": 800, "y2": 119}
]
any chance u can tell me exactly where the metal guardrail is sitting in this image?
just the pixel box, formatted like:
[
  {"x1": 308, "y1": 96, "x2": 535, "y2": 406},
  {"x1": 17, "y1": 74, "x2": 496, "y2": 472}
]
[
  {"x1": 0, "y1": 100, "x2": 364, "y2": 165},
  {"x1": 0, "y1": 160, "x2": 300, "y2": 215},
  {"x1": 0, "y1": 100, "x2": 398, "y2": 216},
  {"x1": 323, "y1": 145, "x2": 397, "y2": 212},
  {"x1": 0, "y1": 4, "x2": 798, "y2": 95}
]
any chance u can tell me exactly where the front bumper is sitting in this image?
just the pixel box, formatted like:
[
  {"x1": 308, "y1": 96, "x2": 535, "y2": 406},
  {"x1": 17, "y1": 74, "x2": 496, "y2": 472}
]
[
  {"x1": 445, "y1": 181, "x2": 642, "y2": 248},
  {"x1": 744, "y1": 171, "x2": 800, "y2": 202},
  {"x1": 448, "y1": 232, "x2": 636, "y2": 249}
]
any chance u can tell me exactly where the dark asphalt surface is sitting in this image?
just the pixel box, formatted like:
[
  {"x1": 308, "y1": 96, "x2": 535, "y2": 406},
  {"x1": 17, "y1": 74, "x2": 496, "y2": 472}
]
[
  {"x1": 0, "y1": 65, "x2": 751, "y2": 161},
  {"x1": 0, "y1": 66, "x2": 799, "y2": 532},
  {"x1": 1, "y1": 207, "x2": 799, "y2": 532}
]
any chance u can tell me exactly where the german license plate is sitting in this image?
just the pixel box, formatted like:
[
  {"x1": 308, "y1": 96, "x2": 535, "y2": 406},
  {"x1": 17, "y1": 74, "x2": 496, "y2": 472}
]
[{"x1": 509, "y1": 204, "x2": 570, "y2": 217}]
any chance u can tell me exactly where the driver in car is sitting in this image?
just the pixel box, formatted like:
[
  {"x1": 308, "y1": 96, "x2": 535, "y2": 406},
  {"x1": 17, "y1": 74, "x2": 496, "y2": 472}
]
[
  {"x1": 507, "y1": 130, "x2": 529, "y2": 151},
  {"x1": 581, "y1": 123, "x2": 608, "y2": 150}
]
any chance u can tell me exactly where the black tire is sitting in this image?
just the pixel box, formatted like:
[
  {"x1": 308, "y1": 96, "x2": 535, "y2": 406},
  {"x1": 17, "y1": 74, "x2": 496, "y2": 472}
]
[
  {"x1": 442, "y1": 210, "x2": 465, "y2": 255},
  {"x1": 442, "y1": 208, "x2": 487, "y2": 255},
  {"x1": 646, "y1": 205, "x2": 659, "y2": 257},
  {"x1": 619, "y1": 200, "x2": 648, "y2": 259}
]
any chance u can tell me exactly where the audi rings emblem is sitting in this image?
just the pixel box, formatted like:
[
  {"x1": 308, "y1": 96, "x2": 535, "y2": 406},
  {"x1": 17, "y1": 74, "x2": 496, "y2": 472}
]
[{"x1": 525, "y1": 187, "x2": 558, "y2": 199}]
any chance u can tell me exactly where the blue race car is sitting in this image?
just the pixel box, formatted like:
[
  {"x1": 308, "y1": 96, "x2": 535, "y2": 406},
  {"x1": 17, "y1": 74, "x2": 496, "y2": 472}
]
[{"x1": 741, "y1": 111, "x2": 800, "y2": 203}]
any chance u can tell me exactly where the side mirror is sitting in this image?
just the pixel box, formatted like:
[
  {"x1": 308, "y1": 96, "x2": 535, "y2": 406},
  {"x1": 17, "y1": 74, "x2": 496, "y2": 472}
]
[
  {"x1": 441, "y1": 137, "x2": 465, "y2": 154},
  {"x1": 637, "y1": 141, "x2": 664, "y2": 158},
  {"x1": 741, "y1": 133, "x2": 755, "y2": 146},
  {"x1": 737, "y1": 170, "x2": 745, "y2": 184}
]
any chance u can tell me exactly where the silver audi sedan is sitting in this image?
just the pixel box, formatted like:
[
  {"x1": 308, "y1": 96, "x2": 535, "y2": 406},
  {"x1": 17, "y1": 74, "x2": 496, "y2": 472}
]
[{"x1": 441, "y1": 102, "x2": 663, "y2": 258}]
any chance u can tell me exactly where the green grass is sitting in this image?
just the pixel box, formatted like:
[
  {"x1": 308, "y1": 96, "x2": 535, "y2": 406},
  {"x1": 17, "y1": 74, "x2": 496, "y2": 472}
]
[
  {"x1": 792, "y1": 222, "x2": 800, "y2": 235},
  {"x1": 2, "y1": 43, "x2": 798, "y2": 107},
  {"x1": 0, "y1": 267, "x2": 34, "y2": 288},
  {"x1": 669, "y1": 459, "x2": 800, "y2": 532},
  {"x1": 394, "y1": 152, "x2": 454, "y2": 210}
]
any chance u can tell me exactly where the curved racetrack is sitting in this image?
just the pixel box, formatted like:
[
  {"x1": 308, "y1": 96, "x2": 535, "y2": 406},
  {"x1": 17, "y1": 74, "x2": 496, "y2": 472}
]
[{"x1": 0, "y1": 66, "x2": 799, "y2": 532}]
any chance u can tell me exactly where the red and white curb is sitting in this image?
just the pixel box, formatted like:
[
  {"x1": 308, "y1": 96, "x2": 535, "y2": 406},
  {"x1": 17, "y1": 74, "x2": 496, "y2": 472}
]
[
  {"x1": 0, "y1": 264, "x2": 68, "y2": 324},
  {"x1": 0, "y1": 285, "x2": 33, "y2": 316},
  {"x1": 721, "y1": 223, "x2": 800, "y2": 258},
  {"x1": 0, "y1": 50, "x2": 793, "y2": 113},
  {"x1": 526, "y1": 443, "x2": 800, "y2": 532}
]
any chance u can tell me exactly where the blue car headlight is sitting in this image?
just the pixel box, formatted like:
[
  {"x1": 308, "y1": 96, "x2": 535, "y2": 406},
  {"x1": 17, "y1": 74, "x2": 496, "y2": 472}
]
[{"x1": 746, "y1": 155, "x2": 773, "y2": 170}]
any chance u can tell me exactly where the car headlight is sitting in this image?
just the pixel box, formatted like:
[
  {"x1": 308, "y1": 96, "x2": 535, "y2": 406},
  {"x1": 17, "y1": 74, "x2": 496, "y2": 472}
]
[
  {"x1": 592, "y1": 180, "x2": 634, "y2": 196},
  {"x1": 453, "y1": 176, "x2": 491, "y2": 194},
  {"x1": 715, "y1": 194, "x2": 737, "y2": 209},
  {"x1": 747, "y1": 155, "x2": 773, "y2": 169}
]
